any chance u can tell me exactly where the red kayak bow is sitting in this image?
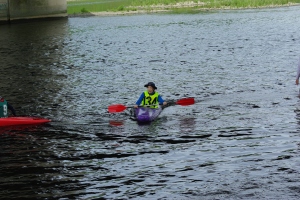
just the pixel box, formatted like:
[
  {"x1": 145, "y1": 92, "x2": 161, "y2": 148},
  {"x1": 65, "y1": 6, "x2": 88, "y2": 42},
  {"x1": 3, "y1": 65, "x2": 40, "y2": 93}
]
[{"x1": 0, "y1": 117, "x2": 51, "y2": 127}]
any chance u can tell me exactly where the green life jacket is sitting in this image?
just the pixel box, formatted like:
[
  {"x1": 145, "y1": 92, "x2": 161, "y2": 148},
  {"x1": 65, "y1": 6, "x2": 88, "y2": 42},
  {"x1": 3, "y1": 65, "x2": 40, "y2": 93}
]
[
  {"x1": 142, "y1": 91, "x2": 159, "y2": 108},
  {"x1": 0, "y1": 99, "x2": 8, "y2": 118}
]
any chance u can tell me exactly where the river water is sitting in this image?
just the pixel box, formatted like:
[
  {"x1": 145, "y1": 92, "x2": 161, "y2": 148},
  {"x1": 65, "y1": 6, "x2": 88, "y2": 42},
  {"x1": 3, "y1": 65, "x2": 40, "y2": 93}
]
[{"x1": 1, "y1": 6, "x2": 300, "y2": 199}]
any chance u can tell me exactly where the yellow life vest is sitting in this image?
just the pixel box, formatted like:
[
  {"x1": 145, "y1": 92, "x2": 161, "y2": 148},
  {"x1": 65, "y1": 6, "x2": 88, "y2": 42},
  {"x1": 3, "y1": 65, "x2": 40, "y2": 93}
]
[{"x1": 142, "y1": 91, "x2": 159, "y2": 108}]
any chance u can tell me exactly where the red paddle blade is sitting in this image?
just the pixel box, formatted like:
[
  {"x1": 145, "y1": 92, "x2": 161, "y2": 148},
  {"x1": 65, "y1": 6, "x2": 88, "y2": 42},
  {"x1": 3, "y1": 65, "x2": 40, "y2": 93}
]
[
  {"x1": 176, "y1": 98, "x2": 195, "y2": 106},
  {"x1": 108, "y1": 104, "x2": 127, "y2": 113}
]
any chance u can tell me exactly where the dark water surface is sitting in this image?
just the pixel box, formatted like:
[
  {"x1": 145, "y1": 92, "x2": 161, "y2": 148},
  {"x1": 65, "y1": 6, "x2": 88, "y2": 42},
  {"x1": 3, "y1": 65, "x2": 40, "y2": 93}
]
[{"x1": 1, "y1": 6, "x2": 300, "y2": 199}]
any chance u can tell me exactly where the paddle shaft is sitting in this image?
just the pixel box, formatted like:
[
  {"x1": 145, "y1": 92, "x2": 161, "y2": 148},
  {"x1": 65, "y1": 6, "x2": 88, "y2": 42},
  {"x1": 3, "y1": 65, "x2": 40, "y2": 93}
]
[
  {"x1": 129, "y1": 104, "x2": 160, "y2": 108},
  {"x1": 108, "y1": 98, "x2": 194, "y2": 113}
]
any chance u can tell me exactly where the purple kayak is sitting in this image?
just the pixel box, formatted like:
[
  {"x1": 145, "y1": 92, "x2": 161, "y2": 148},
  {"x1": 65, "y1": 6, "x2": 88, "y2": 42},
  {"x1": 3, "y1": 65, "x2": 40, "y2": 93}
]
[{"x1": 134, "y1": 106, "x2": 163, "y2": 123}]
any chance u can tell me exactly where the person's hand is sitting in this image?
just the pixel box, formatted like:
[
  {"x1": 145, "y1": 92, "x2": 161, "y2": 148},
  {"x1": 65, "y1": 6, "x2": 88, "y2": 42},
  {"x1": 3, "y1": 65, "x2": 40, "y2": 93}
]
[
  {"x1": 296, "y1": 79, "x2": 299, "y2": 85},
  {"x1": 134, "y1": 105, "x2": 138, "y2": 108},
  {"x1": 163, "y1": 102, "x2": 167, "y2": 106}
]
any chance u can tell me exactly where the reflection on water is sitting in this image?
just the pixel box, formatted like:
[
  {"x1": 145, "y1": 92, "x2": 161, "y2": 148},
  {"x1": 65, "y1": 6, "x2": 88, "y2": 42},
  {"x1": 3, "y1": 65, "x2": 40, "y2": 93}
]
[
  {"x1": 1, "y1": 6, "x2": 300, "y2": 199},
  {"x1": 179, "y1": 117, "x2": 196, "y2": 134},
  {"x1": 0, "y1": 18, "x2": 68, "y2": 118}
]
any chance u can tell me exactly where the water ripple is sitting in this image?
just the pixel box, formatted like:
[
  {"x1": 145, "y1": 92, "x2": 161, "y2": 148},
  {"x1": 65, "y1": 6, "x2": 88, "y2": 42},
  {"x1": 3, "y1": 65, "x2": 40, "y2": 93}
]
[{"x1": 1, "y1": 6, "x2": 300, "y2": 199}]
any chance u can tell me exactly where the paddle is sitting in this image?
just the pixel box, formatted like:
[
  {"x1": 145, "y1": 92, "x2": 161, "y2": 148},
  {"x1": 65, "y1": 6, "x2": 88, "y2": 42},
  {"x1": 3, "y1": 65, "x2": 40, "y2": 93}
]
[
  {"x1": 108, "y1": 97, "x2": 195, "y2": 113},
  {"x1": 173, "y1": 97, "x2": 195, "y2": 106}
]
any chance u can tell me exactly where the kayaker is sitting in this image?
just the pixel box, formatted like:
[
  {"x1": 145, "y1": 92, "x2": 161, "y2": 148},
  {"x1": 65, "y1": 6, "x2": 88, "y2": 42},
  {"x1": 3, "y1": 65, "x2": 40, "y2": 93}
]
[
  {"x1": 0, "y1": 96, "x2": 16, "y2": 118},
  {"x1": 134, "y1": 82, "x2": 167, "y2": 108},
  {"x1": 296, "y1": 57, "x2": 300, "y2": 85}
]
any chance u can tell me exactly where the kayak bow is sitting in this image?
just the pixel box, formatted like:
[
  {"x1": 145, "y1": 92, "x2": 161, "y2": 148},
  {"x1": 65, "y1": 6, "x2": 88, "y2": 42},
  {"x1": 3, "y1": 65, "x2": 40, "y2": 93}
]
[
  {"x1": 0, "y1": 117, "x2": 51, "y2": 127},
  {"x1": 133, "y1": 106, "x2": 163, "y2": 123}
]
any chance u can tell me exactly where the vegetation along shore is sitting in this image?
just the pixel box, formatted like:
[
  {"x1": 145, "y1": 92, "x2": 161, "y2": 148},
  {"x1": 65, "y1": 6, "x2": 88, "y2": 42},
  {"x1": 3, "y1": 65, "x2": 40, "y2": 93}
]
[{"x1": 67, "y1": 0, "x2": 300, "y2": 16}]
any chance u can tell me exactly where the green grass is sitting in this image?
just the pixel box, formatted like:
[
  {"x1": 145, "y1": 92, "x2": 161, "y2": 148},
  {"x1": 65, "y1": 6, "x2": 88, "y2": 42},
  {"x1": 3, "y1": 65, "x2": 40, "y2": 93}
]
[
  {"x1": 67, "y1": 0, "x2": 300, "y2": 14},
  {"x1": 67, "y1": 0, "x2": 133, "y2": 14},
  {"x1": 201, "y1": 0, "x2": 300, "y2": 8},
  {"x1": 129, "y1": 0, "x2": 192, "y2": 6}
]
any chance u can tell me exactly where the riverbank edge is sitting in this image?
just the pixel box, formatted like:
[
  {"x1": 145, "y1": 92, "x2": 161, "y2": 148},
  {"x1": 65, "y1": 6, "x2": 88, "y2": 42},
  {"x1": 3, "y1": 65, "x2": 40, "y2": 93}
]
[{"x1": 68, "y1": 2, "x2": 300, "y2": 17}]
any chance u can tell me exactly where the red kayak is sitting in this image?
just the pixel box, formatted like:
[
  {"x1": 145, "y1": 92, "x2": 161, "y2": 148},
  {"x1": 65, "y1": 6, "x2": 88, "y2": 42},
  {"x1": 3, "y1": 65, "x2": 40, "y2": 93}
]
[{"x1": 0, "y1": 117, "x2": 51, "y2": 127}]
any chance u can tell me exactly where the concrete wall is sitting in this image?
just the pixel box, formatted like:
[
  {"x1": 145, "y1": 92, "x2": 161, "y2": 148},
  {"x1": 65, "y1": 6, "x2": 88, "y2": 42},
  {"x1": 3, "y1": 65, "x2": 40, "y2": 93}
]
[
  {"x1": 0, "y1": 0, "x2": 67, "y2": 23},
  {"x1": 0, "y1": 0, "x2": 8, "y2": 23}
]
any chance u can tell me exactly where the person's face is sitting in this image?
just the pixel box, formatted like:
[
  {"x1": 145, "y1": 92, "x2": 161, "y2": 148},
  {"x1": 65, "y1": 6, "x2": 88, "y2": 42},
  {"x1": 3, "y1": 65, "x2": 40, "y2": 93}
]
[{"x1": 147, "y1": 86, "x2": 154, "y2": 93}]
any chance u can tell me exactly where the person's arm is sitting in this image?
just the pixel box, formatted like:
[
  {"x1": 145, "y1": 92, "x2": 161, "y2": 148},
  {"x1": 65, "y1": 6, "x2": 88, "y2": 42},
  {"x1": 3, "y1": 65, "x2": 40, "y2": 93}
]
[
  {"x1": 158, "y1": 95, "x2": 167, "y2": 106},
  {"x1": 7, "y1": 103, "x2": 16, "y2": 116},
  {"x1": 296, "y1": 57, "x2": 300, "y2": 85},
  {"x1": 134, "y1": 93, "x2": 145, "y2": 108}
]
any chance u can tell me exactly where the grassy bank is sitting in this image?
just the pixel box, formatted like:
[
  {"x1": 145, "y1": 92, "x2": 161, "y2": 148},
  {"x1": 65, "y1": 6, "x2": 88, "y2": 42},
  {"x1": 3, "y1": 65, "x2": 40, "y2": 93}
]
[
  {"x1": 67, "y1": 0, "x2": 300, "y2": 15},
  {"x1": 201, "y1": 0, "x2": 300, "y2": 8},
  {"x1": 67, "y1": 0, "x2": 133, "y2": 14}
]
